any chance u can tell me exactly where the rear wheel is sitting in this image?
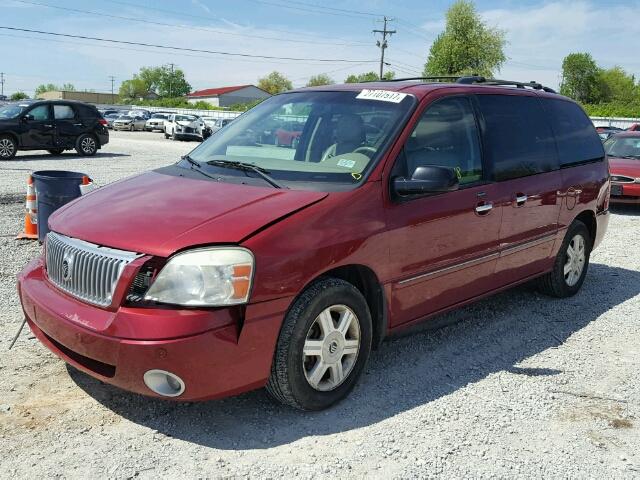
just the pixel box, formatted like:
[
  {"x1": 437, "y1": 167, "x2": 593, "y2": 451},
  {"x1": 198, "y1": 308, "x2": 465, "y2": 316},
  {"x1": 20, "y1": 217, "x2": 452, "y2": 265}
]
[
  {"x1": 171, "y1": 130, "x2": 177, "y2": 141},
  {"x1": 266, "y1": 278, "x2": 372, "y2": 410},
  {"x1": 47, "y1": 148, "x2": 64, "y2": 155},
  {"x1": 0, "y1": 135, "x2": 17, "y2": 160},
  {"x1": 75, "y1": 134, "x2": 98, "y2": 156},
  {"x1": 538, "y1": 220, "x2": 591, "y2": 298}
]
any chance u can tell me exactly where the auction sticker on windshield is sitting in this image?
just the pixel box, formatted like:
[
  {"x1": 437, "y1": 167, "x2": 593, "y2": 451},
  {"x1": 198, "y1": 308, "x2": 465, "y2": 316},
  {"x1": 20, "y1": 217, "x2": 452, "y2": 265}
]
[{"x1": 356, "y1": 89, "x2": 408, "y2": 103}]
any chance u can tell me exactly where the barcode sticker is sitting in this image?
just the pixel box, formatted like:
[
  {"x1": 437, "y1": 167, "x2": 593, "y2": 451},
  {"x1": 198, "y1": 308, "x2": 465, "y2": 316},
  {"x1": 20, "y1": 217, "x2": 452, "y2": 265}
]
[{"x1": 356, "y1": 89, "x2": 408, "y2": 103}]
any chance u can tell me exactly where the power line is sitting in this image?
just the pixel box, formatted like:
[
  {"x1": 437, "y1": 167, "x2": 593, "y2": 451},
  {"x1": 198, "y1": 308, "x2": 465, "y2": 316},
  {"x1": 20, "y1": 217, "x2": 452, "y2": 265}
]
[
  {"x1": 373, "y1": 17, "x2": 396, "y2": 80},
  {"x1": 102, "y1": 0, "x2": 372, "y2": 45},
  {"x1": 0, "y1": 26, "x2": 376, "y2": 63},
  {"x1": 15, "y1": 0, "x2": 372, "y2": 48},
  {"x1": 0, "y1": 73, "x2": 4, "y2": 96}
]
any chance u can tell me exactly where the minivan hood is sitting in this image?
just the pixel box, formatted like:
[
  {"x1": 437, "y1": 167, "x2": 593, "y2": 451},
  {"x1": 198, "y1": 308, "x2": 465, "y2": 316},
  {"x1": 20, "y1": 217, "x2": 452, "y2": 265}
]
[
  {"x1": 49, "y1": 170, "x2": 327, "y2": 257},
  {"x1": 609, "y1": 156, "x2": 640, "y2": 176}
]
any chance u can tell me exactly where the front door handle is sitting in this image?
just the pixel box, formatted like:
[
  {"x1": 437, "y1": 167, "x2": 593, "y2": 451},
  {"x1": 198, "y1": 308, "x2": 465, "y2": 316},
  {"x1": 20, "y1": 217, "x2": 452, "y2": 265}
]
[
  {"x1": 515, "y1": 194, "x2": 528, "y2": 206},
  {"x1": 44, "y1": 124, "x2": 53, "y2": 128},
  {"x1": 475, "y1": 202, "x2": 493, "y2": 214}
]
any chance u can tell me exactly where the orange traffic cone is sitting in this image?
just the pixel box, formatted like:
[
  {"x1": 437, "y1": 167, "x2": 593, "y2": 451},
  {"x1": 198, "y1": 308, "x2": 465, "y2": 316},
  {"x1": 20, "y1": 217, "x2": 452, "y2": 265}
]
[
  {"x1": 16, "y1": 175, "x2": 38, "y2": 240},
  {"x1": 79, "y1": 175, "x2": 95, "y2": 195}
]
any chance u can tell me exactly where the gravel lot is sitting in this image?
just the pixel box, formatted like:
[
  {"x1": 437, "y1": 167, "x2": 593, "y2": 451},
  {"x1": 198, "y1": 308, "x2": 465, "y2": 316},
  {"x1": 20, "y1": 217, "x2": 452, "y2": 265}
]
[{"x1": 1, "y1": 131, "x2": 639, "y2": 478}]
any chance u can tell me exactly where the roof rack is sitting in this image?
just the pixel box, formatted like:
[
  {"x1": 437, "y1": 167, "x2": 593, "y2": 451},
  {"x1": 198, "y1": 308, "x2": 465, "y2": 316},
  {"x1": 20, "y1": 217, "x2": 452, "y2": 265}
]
[{"x1": 380, "y1": 75, "x2": 556, "y2": 93}]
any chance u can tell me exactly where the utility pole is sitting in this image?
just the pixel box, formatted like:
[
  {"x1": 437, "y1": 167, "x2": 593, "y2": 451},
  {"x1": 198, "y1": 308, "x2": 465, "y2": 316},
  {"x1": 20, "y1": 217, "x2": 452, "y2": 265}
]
[
  {"x1": 0, "y1": 73, "x2": 5, "y2": 97},
  {"x1": 108, "y1": 75, "x2": 115, "y2": 96},
  {"x1": 373, "y1": 17, "x2": 395, "y2": 80},
  {"x1": 167, "y1": 63, "x2": 176, "y2": 98}
]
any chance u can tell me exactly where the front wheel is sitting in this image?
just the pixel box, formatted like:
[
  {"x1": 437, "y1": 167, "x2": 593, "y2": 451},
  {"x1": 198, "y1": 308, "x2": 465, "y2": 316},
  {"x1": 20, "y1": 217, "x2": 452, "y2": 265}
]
[
  {"x1": 537, "y1": 220, "x2": 591, "y2": 298},
  {"x1": 266, "y1": 278, "x2": 372, "y2": 410},
  {"x1": 75, "y1": 134, "x2": 98, "y2": 156},
  {"x1": 0, "y1": 135, "x2": 17, "y2": 160}
]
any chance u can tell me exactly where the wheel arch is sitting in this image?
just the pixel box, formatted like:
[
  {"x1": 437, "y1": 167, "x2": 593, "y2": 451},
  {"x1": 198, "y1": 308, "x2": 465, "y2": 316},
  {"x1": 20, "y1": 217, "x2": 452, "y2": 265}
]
[
  {"x1": 575, "y1": 210, "x2": 596, "y2": 244},
  {"x1": 0, "y1": 131, "x2": 20, "y2": 147},
  {"x1": 316, "y1": 264, "x2": 388, "y2": 349}
]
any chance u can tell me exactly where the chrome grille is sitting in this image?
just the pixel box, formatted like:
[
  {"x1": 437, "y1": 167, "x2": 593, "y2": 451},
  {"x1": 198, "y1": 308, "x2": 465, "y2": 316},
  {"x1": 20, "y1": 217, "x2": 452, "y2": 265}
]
[{"x1": 45, "y1": 232, "x2": 142, "y2": 307}]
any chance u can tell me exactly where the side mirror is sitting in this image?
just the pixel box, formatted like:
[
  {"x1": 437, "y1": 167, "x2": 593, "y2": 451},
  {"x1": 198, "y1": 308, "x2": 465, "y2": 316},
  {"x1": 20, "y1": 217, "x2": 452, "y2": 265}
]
[
  {"x1": 21, "y1": 114, "x2": 34, "y2": 123},
  {"x1": 392, "y1": 165, "x2": 459, "y2": 197}
]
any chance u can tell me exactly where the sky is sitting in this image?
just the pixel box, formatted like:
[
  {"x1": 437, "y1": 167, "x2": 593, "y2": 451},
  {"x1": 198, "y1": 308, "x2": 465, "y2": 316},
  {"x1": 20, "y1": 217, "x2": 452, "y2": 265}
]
[{"x1": 1, "y1": 0, "x2": 639, "y2": 97}]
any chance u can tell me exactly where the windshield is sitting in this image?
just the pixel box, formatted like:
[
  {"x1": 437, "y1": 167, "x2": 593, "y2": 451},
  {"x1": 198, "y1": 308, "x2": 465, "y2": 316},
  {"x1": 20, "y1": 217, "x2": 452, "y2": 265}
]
[
  {"x1": 151, "y1": 113, "x2": 167, "y2": 119},
  {"x1": 604, "y1": 136, "x2": 640, "y2": 158},
  {"x1": 0, "y1": 104, "x2": 27, "y2": 119},
  {"x1": 119, "y1": 116, "x2": 132, "y2": 120},
  {"x1": 188, "y1": 90, "x2": 415, "y2": 187}
]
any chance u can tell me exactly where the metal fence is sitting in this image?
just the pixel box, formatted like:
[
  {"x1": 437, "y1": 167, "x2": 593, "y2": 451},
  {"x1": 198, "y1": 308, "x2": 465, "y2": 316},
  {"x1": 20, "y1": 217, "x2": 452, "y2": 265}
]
[
  {"x1": 591, "y1": 116, "x2": 639, "y2": 129},
  {"x1": 129, "y1": 105, "x2": 243, "y2": 120}
]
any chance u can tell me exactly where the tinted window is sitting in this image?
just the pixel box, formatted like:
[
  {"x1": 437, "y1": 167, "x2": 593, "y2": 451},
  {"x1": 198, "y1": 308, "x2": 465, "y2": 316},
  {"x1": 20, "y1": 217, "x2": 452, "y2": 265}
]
[
  {"x1": 477, "y1": 95, "x2": 557, "y2": 181},
  {"x1": 398, "y1": 96, "x2": 482, "y2": 185},
  {"x1": 27, "y1": 105, "x2": 51, "y2": 121},
  {"x1": 544, "y1": 99, "x2": 604, "y2": 166},
  {"x1": 54, "y1": 105, "x2": 75, "y2": 120}
]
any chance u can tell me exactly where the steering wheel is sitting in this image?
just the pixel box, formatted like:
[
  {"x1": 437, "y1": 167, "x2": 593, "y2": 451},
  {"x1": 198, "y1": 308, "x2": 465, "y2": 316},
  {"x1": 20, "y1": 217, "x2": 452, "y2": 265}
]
[{"x1": 354, "y1": 146, "x2": 377, "y2": 158}]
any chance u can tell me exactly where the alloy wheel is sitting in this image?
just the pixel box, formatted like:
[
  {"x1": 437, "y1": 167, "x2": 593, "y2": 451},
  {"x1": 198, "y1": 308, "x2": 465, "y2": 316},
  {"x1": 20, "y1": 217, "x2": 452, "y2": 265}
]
[
  {"x1": 302, "y1": 304, "x2": 361, "y2": 391},
  {"x1": 564, "y1": 234, "x2": 586, "y2": 286},
  {"x1": 0, "y1": 138, "x2": 15, "y2": 158},
  {"x1": 81, "y1": 137, "x2": 96, "y2": 154}
]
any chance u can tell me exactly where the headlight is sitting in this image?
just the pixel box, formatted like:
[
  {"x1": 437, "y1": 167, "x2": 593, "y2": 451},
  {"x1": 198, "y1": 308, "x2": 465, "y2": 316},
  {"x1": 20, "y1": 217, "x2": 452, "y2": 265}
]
[{"x1": 144, "y1": 247, "x2": 254, "y2": 306}]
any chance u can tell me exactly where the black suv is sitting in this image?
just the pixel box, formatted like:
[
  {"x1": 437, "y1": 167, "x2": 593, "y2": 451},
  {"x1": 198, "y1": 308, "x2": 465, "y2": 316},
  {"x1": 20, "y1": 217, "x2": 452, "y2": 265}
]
[{"x1": 0, "y1": 100, "x2": 109, "y2": 160}]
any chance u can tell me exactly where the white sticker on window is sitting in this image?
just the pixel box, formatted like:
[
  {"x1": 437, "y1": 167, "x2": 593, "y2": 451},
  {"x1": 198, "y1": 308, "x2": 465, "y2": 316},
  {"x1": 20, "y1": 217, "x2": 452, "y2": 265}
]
[
  {"x1": 356, "y1": 89, "x2": 408, "y2": 103},
  {"x1": 337, "y1": 158, "x2": 356, "y2": 168}
]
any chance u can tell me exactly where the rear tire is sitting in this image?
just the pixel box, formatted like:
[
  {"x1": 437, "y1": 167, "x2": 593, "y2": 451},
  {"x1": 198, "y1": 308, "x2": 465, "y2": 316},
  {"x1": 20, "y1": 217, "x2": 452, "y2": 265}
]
[
  {"x1": 75, "y1": 134, "x2": 98, "y2": 156},
  {"x1": 266, "y1": 278, "x2": 372, "y2": 410},
  {"x1": 47, "y1": 148, "x2": 64, "y2": 155},
  {"x1": 171, "y1": 130, "x2": 177, "y2": 141},
  {"x1": 537, "y1": 220, "x2": 591, "y2": 298},
  {"x1": 0, "y1": 135, "x2": 17, "y2": 160}
]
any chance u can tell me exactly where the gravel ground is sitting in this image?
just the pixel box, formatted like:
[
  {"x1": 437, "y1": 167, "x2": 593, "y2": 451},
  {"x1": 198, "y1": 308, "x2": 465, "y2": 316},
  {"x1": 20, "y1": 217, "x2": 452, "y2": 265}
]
[{"x1": 1, "y1": 131, "x2": 639, "y2": 478}]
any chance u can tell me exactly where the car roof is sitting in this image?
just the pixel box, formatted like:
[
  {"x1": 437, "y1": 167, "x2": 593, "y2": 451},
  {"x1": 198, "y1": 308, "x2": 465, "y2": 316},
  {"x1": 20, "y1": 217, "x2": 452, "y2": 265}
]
[{"x1": 611, "y1": 131, "x2": 640, "y2": 138}]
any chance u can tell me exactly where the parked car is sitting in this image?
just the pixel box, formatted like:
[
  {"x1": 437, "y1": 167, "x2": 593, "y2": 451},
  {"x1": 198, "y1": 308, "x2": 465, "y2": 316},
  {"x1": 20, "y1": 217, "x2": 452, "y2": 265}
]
[
  {"x1": 0, "y1": 100, "x2": 108, "y2": 159},
  {"x1": 103, "y1": 112, "x2": 120, "y2": 130},
  {"x1": 18, "y1": 78, "x2": 609, "y2": 410},
  {"x1": 595, "y1": 126, "x2": 624, "y2": 141},
  {"x1": 113, "y1": 115, "x2": 146, "y2": 131},
  {"x1": 626, "y1": 123, "x2": 640, "y2": 132},
  {"x1": 275, "y1": 121, "x2": 304, "y2": 147},
  {"x1": 145, "y1": 113, "x2": 170, "y2": 132},
  {"x1": 100, "y1": 109, "x2": 120, "y2": 117},
  {"x1": 164, "y1": 114, "x2": 205, "y2": 140},
  {"x1": 204, "y1": 117, "x2": 234, "y2": 134},
  {"x1": 128, "y1": 109, "x2": 151, "y2": 120},
  {"x1": 604, "y1": 132, "x2": 640, "y2": 204}
]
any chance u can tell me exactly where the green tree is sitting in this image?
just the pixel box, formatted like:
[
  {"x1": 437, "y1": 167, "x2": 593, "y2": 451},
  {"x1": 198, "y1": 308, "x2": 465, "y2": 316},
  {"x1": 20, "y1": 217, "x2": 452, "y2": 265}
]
[
  {"x1": 306, "y1": 74, "x2": 335, "y2": 87},
  {"x1": 257, "y1": 71, "x2": 292, "y2": 94},
  {"x1": 598, "y1": 66, "x2": 637, "y2": 103},
  {"x1": 424, "y1": 0, "x2": 506, "y2": 77},
  {"x1": 10, "y1": 91, "x2": 29, "y2": 101},
  {"x1": 61, "y1": 83, "x2": 76, "y2": 92},
  {"x1": 344, "y1": 71, "x2": 394, "y2": 83},
  {"x1": 559, "y1": 53, "x2": 603, "y2": 104},
  {"x1": 34, "y1": 83, "x2": 58, "y2": 96},
  {"x1": 119, "y1": 66, "x2": 191, "y2": 101}
]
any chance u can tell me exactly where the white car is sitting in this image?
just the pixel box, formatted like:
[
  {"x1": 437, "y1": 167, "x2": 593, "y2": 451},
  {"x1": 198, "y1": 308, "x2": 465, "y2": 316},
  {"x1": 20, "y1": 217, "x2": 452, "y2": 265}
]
[
  {"x1": 145, "y1": 113, "x2": 170, "y2": 132},
  {"x1": 164, "y1": 114, "x2": 205, "y2": 141},
  {"x1": 204, "y1": 117, "x2": 234, "y2": 134}
]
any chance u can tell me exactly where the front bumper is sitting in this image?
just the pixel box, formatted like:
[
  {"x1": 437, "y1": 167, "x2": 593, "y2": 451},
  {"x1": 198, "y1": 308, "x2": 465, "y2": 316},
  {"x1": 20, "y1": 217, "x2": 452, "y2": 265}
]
[
  {"x1": 18, "y1": 257, "x2": 290, "y2": 401},
  {"x1": 173, "y1": 131, "x2": 202, "y2": 140},
  {"x1": 610, "y1": 182, "x2": 640, "y2": 204}
]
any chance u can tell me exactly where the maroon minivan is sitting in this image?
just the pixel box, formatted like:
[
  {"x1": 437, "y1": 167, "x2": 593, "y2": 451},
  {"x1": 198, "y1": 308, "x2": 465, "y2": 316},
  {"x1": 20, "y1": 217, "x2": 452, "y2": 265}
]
[{"x1": 18, "y1": 77, "x2": 610, "y2": 410}]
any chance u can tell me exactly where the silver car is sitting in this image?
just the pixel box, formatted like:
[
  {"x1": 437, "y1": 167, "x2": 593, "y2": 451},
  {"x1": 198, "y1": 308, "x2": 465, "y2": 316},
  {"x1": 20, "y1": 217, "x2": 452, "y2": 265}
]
[
  {"x1": 145, "y1": 113, "x2": 170, "y2": 132},
  {"x1": 113, "y1": 115, "x2": 147, "y2": 131}
]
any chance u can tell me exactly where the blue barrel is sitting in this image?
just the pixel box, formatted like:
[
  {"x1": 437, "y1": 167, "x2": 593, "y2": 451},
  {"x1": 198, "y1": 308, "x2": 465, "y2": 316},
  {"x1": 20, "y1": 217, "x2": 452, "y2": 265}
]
[{"x1": 32, "y1": 170, "x2": 86, "y2": 242}]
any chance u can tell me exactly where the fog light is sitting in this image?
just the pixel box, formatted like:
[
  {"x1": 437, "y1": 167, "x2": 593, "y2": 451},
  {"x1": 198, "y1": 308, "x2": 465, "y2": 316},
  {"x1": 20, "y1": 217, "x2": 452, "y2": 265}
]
[{"x1": 143, "y1": 370, "x2": 185, "y2": 397}]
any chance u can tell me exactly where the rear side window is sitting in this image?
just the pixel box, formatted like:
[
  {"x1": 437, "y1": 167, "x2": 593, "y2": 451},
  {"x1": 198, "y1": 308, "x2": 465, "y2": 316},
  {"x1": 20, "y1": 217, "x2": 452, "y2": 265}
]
[
  {"x1": 544, "y1": 99, "x2": 604, "y2": 166},
  {"x1": 476, "y1": 95, "x2": 558, "y2": 181},
  {"x1": 53, "y1": 105, "x2": 75, "y2": 120}
]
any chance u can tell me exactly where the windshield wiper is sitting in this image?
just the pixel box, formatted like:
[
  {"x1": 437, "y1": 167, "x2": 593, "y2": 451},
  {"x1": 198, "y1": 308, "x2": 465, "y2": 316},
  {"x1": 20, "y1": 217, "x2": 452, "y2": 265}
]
[
  {"x1": 206, "y1": 159, "x2": 287, "y2": 189},
  {"x1": 180, "y1": 155, "x2": 220, "y2": 181}
]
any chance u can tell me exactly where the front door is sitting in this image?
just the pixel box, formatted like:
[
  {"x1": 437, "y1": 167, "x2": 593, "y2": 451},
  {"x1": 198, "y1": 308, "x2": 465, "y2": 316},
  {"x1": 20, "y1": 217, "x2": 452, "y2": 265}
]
[
  {"x1": 384, "y1": 95, "x2": 502, "y2": 327},
  {"x1": 21, "y1": 104, "x2": 55, "y2": 148},
  {"x1": 474, "y1": 94, "x2": 561, "y2": 286},
  {"x1": 52, "y1": 103, "x2": 82, "y2": 148}
]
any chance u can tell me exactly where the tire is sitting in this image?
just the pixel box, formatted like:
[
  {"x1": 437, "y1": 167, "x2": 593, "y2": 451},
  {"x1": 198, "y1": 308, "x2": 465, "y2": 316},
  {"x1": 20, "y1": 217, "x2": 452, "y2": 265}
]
[
  {"x1": 171, "y1": 130, "x2": 177, "y2": 141},
  {"x1": 266, "y1": 278, "x2": 372, "y2": 410},
  {"x1": 130, "y1": 124, "x2": 134, "y2": 131},
  {"x1": 75, "y1": 134, "x2": 98, "y2": 156},
  {"x1": 0, "y1": 135, "x2": 17, "y2": 160},
  {"x1": 164, "y1": 132, "x2": 169, "y2": 139},
  {"x1": 47, "y1": 148, "x2": 64, "y2": 155},
  {"x1": 537, "y1": 220, "x2": 591, "y2": 298}
]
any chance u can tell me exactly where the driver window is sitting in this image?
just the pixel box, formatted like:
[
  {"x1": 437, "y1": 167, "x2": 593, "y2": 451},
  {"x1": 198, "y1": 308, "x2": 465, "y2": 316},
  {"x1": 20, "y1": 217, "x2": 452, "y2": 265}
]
[
  {"x1": 27, "y1": 105, "x2": 51, "y2": 121},
  {"x1": 397, "y1": 96, "x2": 482, "y2": 185}
]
